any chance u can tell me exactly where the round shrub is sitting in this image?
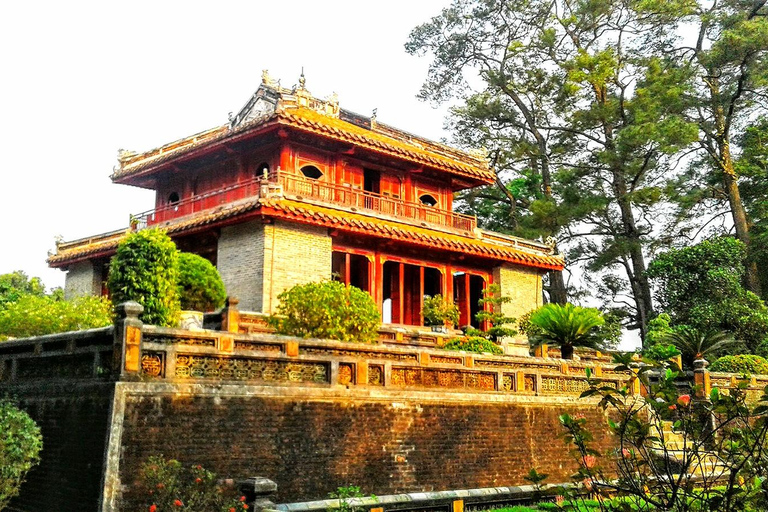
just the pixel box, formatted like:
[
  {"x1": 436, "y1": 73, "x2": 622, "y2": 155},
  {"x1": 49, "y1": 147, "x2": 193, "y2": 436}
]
[
  {"x1": 710, "y1": 354, "x2": 768, "y2": 375},
  {"x1": 107, "y1": 229, "x2": 180, "y2": 327},
  {"x1": 268, "y1": 281, "x2": 380, "y2": 343},
  {"x1": 0, "y1": 399, "x2": 42, "y2": 510},
  {"x1": 176, "y1": 252, "x2": 226, "y2": 312},
  {"x1": 443, "y1": 335, "x2": 503, "y2": 355}
]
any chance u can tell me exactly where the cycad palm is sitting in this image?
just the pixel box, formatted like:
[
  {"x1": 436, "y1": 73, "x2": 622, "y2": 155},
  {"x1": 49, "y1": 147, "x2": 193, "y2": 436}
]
[
  {"x1": 528, "y1": 303, "x2": 605, "y2": 359},
  {"x1": 663, "y1": 328, "x2": 736, "y2": 368}
]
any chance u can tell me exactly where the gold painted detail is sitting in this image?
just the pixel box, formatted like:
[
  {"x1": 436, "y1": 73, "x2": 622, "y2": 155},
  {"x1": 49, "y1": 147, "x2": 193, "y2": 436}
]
[
  {"x1": 174, "y1": 354, "x2": 327, "y2": 382},
  {"x1": 300, "y1": 346, "x2": 418, "y2": 362},
  {"x1": 430, "y1": 355, "x2": 463, "y2": 365},
  {"x1": 141, "y1": 351, "x2": 164, "y2": 377},
  {"x1": 475, "y1": 360, "x2": 560, "y2": 372},
  {"x1": 368, "y1": 365, "x2": 384, "y2": 386},
  {"x1": 524, "y1": 374, "x2": 536, "y2": 392},
  {"x1": 502, "y1": 374, "x2": 514, "y2": 391},
  {"x1": 390, "y1": 367, "x2": 496, "y2": 391},
  {"x1": 339, "y1": 363, "x2": 354, "y2": 385},
  {"x1": 233, "y1": 340, "x2": 282, "y2": 352},
  {"x1": 144, "y1": 333, "x2": 215, "y2": 347}
]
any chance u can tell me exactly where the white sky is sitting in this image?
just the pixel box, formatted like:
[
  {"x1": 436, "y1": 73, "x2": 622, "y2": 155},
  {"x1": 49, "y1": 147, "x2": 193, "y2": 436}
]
[{"x1": 0, "y1": 0, "x2": 453, "y2": 290}]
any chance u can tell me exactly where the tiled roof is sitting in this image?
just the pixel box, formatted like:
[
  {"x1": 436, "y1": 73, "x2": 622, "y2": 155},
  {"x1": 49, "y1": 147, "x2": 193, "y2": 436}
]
[
  {"x1": 112, "y1": 107, "x2": 494, "y2": 184},
  {"x1": 48, "y1": 198, "x2": 563, "y2": 271}
]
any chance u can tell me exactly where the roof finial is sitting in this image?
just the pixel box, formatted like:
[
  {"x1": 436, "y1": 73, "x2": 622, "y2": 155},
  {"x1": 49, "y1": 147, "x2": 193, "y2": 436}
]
[{"x1": 299, "y1": 67, "x2": 306, "y2": 89}]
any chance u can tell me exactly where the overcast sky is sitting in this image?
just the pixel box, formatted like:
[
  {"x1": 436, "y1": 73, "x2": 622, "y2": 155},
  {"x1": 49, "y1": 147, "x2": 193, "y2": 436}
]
[{"x1": 0, "y1": 0, "x2": 454, "y2": 289}]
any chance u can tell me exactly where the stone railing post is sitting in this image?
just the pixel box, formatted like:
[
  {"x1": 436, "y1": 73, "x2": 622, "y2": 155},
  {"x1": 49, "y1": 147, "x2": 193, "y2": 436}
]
[
  {"x1": 113, "y1": 301, "x2": 144, "y2": 378},
  {"x1": 239, "y1": 477, "x2": 277, "y2": 511},
  {"x1": 694, "y1": 357, "x2": 711, "y2": 399},
  {"x1": 628, "y1": 361, "x2": 642, "y2": 396},
  {"x1": 222, "y1": 296, "x2": 240, "y2": 334}
]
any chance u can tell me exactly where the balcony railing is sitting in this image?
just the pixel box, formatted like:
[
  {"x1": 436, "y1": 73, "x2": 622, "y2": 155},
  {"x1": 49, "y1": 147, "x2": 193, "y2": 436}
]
[{"x1": 132, "y1": 171, "x2": 477, "y2": 232}]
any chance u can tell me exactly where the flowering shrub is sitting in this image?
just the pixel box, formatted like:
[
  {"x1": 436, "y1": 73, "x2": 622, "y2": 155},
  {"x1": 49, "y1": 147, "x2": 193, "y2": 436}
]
[
  {"x1": 442, "y1": 335, "x2": 503, "y2": 355},
  {"x1": 540, "y1": 352, "x2": 768, "y2": 511},
  {"x1": 0, "y1": 294, "x2": 112, "y2": 340},
  {"x1": 139, "y1": 456, "x2": 246, "y2": 512}
]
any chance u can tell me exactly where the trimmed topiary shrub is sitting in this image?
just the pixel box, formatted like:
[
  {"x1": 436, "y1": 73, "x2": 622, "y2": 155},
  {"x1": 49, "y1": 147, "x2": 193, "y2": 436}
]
[
  {"x1": 176, "y1": 253, "x2": 226, "y2": 312},
  {"x1": 268, "y1": 281, "x2": 380, "y2": 343},
  {"x1": 0, "y1": 399, "x2": 43, "y2": 510},
  {"x1": 710, "y1": 354, "x2": 768, "y2": 375},
  {"x1": 107, "y1": 229, "x2": 180, "y2": 327},
  {"x1": 443, "y1": 335, "x2": 503, "y2": 355}
]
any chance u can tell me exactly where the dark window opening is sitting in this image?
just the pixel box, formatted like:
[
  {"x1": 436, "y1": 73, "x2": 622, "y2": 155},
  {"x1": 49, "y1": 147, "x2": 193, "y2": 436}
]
[
  {"x1": 168, "y1": 192, "x2": 180, "y2": 204},
  {"x1": 419, "y1": 194, "x2": 438, "y2": 207},
  {"x1": 363, "y1": 169, "x2": 380, "y2": 194},
  {"x1": 332, "y1": 252, "x2": 371, "y2": 293},
  {"x1": 383, "y1": 261, "x2": 443, "y2": 326},
  {"x1": 300, "y1": 165, "x2": 323, "y2": 179},
  {"x1": 453, "y1": 272, "x2": 486, "y2": 328},
  {"x1": 256, "y1": 162, "x2": 270, "y2": 178}
]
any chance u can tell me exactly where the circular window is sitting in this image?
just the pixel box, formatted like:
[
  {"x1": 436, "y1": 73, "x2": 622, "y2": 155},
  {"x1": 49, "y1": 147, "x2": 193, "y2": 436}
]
[
  {"x1": 419, "y1": 194, "x2": 438, "y2": 207},
  {"x1": 256, "y1": 162, "x2": 270, "y2": 177},
  {"x1": 300, "y1": 165, "x2": 323, "y2": 180},
  {"x1": 168, "y1": 192, "x2": 180, "y2": 204}
]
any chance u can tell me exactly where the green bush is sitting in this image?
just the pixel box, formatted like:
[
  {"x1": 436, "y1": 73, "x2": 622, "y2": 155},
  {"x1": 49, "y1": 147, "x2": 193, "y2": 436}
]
[
  {"x1": 107, "y1": 229, "x2": 180, "y2": 327},
  {"x1": 421, "y1": 294, "x2": 459, "y2": 327},
  {"x1": 643, "y1": 342, "x2": 681, "y2": 362},
  {"x1": 0, "y1": 271, "x2": 45, "y2": 310},
  {"x1": 710, "y1": 354, "x2": 768, "y2": 375},
  {"x1": 269, "y1": 281, "x2": 380, "y2": 343},
  {"x1": 176, "y1": 253, "x2": 226, "y2": 312},
  {"x1": 0, "y1": 399, "x2": 43, "y2": 510},
  {"x1": 527, "y1": 303, "x2": 605, "y2": 359},
  {"x1": 443, "y1": 335, "x2": 503, "y2": 355},
  {"x1": 138, "y1": 455, "x2": 244, "y2": 512},
  {"x1": 0, "y1": 294, "x2": 112, "y2": 340}
]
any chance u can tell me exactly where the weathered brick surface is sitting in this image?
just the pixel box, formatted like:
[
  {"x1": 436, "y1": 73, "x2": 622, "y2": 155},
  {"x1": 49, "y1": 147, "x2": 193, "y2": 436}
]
[
  {"x1": 64, "y1": 260, "x2": 102, "y2": 299},
  {"x1": 6, "y1": 382, "x2": 114, "y2": 512},
  {"x1": 217, "y1": 220, "x2": 266, "y2": 311},
  {"x1": 117, "y1": 385, "x2": 613, "y2": 508},
  {"x1": 493, "y1": 264, "x2": 544, "y2": 354},
  {"x1": 262, "y1": 220, "x2": 331, "y2": 313}
]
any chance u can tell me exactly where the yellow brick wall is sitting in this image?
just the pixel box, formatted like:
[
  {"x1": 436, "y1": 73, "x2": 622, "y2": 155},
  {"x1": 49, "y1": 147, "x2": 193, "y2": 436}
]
[
  {"x1": 492, "y1": 264, "x2": 545, "y2": 355},
  {"x1": 262, "y1": 220, "x2": 332, "y2": 314}
]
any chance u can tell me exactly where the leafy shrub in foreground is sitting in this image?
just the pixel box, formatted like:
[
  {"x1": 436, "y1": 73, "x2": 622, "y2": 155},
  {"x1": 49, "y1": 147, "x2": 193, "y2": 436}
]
[
  {"x1": 176, "y1": 253, "x2": 226, "y2": 312},
  {"x1": 0, "y1": 294, "x2": 112, "y2": 340},
  {"x1": 710, "y1": 354, "x2": 768, "y2": 375},
  {"x1": 443, "y1": 335, "x2": 503, "y2": 355},
  {"x1": 107, "y1": 229, "x2": 180, "y2": 327},
  {"x1": 0, "y1": 399, "x2": 42, "y2": 510},
  {"x1": 421, "y1": 294, "x2": 459, "y2": 327},
  {"x1": 138, "y1": 455, "x2": 244, "y2": 512},
  {"x1": 269, "y1": 281, "x2": 380, "y2": 343}
]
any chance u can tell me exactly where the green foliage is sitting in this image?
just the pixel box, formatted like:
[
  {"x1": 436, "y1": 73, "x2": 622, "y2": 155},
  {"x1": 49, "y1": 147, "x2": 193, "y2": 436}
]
[
  {"x1": 0, "y1": 294, "x2": 112, "y2": 340},
  {"x1": 176, "y1": 253, "x2": 226, "y2": 312},
  {"x1": 647, "y1": 237, "x2": 768, "y2": 352},
  {"x1": 710, "y1": 355, "x2": 768, "y2": 376},
  {"x1": 421, "y1": 295, "x2": 459, "y2": 327},
  {"x1": 0, "y1": 271, "x2": 45, "y2": 310},
  {"x1": 546, "y1": 353, "x2": 768, "y2": 512},
  {"x1": 138, "y1": 455, "x2": 244, "y2": 512},
  {"x1": 662, "y1": 327, "x2": 737, "y2": 368},
  {"x1": 527, "y1": 303, "x2": 605, "y2": 359},
  {"x1": 107, "y1": 229, "x2": 180, "y2": 327},
  {"x1": 644, "y1": 313, "x2": 672, "y2": 348},
  {"x1": 472, "y1": 284, "x2": 517, "y2": 342},
  {"x1": 0, "y1": 399, "x2": 42, "y2": 511},
  {"x1": 643, "y1": 343, "x2": 681, "y2": 362},
  {"x1": 269, "y1": 281, "x2": 380, "y2": 343},
  {"x1": 442, "y1": 335, "x2": 503, "y2": 355},
  {"x1": 327, "y1": 485, "x2": 376, "y2": 512}
]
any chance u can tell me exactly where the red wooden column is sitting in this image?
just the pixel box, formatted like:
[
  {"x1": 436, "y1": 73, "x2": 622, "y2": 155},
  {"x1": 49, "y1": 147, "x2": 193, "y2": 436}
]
[
  {"x1": 344, "y1": 253, "x2": 351, "y2": 286},
  {"x1": 463, "y1": 273, "x2": 471, "y2": 327},
  {"x1": 419, "y1": 266, "x2": 425, "y2": 326},
  {"x1": 398, "y1": 262, "x2": 405, "y2": 324}
]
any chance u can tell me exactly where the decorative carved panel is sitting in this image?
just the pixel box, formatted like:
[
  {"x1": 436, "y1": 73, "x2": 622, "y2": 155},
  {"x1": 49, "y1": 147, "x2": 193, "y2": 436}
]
[{"x1": 174, "y1": 354, "x2": 327, "y2": 383}]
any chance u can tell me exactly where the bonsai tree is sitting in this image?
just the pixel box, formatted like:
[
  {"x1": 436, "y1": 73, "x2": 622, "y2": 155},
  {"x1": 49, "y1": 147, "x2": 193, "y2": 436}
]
[
  {"x1": 176, "y1": 252, "x2": 226, "y2": 312},
  {"x1": 107, "y1": 229, "x2": 180, "y2": 327},
  {"x1": 0, "y1": 399, "x2": 42, "y2": 510},
  {"x1": 421, "y1": 294, "x2": 459, "y2": 328},
  {"x1": 268, "y1": 281, "x2": 380, "y2": 343},
  {"x1": 527, "y1": 303, "x2": 604, "y2": 359},
  {"x1": 471, "y1": 284, "x2": 517, "y2": 342}
]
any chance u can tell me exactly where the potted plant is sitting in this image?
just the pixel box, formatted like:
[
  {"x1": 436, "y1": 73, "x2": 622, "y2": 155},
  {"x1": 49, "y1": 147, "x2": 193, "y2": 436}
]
[{"x1": 421, "y1": 294, "x2": 459, "y2": 333}]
